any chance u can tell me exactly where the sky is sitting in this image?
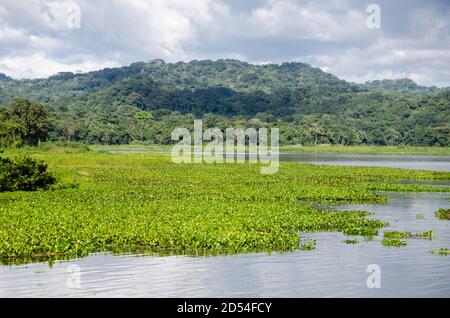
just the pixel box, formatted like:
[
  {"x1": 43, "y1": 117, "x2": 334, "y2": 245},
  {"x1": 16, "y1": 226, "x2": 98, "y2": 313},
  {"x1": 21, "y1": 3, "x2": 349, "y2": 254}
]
[{"x1": 0, "y1": 0, "x2": 449, "y2": 86}]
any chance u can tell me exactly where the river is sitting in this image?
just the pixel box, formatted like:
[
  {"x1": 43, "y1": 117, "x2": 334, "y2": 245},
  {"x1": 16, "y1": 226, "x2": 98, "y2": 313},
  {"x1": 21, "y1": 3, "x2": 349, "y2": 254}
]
[{"x1": 0, "y1": 154, "x2": 449, "y2": 297}]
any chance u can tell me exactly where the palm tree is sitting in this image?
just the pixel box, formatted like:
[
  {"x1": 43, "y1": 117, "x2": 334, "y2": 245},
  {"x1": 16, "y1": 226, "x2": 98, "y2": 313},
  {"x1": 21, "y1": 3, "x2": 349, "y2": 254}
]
[{"x1": 309, "y1": 122, "x2": 326, "y2": 146}]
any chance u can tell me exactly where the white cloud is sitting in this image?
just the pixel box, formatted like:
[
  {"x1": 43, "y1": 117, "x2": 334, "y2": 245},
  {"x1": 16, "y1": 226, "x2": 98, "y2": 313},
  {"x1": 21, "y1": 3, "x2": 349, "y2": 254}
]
[
  {"x1": 241, "y1": 0, "x2": 370, "y2": 43},
  {"x1": 0, "y1": 0, "x2": 448, "y2": 86},
  {"x1": 0, "y1": 0, "x2": 229, "y2": 76},
  {"x1": 0, "y1": 53, "x2": 119, "y2": 79},
  {"x1": 0, "y1": 24, "x2": 25, "y2": 43}
]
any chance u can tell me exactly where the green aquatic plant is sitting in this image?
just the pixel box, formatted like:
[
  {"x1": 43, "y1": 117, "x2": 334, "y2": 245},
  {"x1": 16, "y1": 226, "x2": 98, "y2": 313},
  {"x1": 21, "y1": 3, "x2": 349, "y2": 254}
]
[
  {"x1": 416, "y1": 213, "x2": 425, "y2": 220},
  {"x1": 0, "y1": 150, "x2": 448, "y2": 264},
  {"x1": 382, "y1": 230, "x2": 435, "y2": 247},
  {"x1": 343, "y1": 226, "x2": 380, "y2": 237},
  {"x1": 435, "y1": 208, "x2": 450, "y2": 220},
  {"x1": 431, "y1": 248, "x2": 450, "y2": 255},
  {"x1": 299, "y1": 238, "x2": 316, "y2": 251},
  {"x1": 416, "y1": 230, "x2": 435, "y2": 240},
  {"x1": 383, "y1": 231, "x2": 412, "y2": 239},
  {"x1": 383, "y1": 230, "x2": 434, "y2": 240},
  {"x1": 382, "y1": 237, "x2": 407, "y2": 247},
  {"x1": 343, "y1": 239, "x2": 359, "y2": 244}
]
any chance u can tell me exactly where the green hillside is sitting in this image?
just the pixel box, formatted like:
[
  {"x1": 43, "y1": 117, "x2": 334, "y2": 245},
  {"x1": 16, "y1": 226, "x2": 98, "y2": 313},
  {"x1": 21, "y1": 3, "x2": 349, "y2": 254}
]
[{"x1": 0, "y1": 60, "x2": 448, "y2": 146}]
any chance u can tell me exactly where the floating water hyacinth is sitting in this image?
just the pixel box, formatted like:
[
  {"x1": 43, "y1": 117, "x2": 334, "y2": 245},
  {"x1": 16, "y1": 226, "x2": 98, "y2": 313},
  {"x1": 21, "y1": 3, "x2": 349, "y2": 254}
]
[
  {"x1": 0, "y1": 148, "x2": 448, "y2": 264},
  {"x1": 435, "y1": 208, "x2": 450, "y2": 220}
]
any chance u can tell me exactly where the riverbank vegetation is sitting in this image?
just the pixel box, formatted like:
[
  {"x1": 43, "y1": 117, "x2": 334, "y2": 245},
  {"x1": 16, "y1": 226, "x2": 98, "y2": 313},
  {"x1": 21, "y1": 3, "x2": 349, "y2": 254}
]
[
  {"x1": 89, "y1": 143, "x2": 450, "y2": 156},
  {"x1": 0, "y1": 148, "x2": 448, "y2": 264}
]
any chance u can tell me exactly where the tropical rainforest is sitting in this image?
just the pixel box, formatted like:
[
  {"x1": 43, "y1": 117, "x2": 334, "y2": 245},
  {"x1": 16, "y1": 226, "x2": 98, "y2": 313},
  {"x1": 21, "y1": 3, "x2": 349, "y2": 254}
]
[{"x1": 0, "y1": 59, "x2": 448, "y2": 147}]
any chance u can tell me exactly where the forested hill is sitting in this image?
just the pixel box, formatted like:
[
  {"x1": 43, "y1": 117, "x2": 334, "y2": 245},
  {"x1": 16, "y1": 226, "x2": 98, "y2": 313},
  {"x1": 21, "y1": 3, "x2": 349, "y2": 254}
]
[
  {"x1": 0, "y1": 59, "x2": 449, "y2": 146},
  {"x1": 0, "y1": 60, "x2": 361, "y2": 103}
]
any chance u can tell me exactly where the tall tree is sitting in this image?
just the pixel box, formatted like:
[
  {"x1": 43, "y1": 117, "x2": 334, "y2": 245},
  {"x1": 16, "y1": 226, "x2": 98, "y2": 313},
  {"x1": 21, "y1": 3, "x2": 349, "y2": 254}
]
[
  {"x1": 0, "y1": 106, "x2": 23, "y2": 147},
  {"x1": 309, "y1": 122, "x2": 326, "y2": 146},
  {"x1": 10, "y1": 98, "x2": 50, "y2": 146}
]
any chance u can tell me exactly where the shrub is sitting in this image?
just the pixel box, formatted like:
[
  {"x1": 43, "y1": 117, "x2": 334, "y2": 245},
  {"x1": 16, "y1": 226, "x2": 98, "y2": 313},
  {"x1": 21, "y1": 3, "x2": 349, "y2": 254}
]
[{"x1": 0, "y1": 156, "x2": 56, "y2": 192}]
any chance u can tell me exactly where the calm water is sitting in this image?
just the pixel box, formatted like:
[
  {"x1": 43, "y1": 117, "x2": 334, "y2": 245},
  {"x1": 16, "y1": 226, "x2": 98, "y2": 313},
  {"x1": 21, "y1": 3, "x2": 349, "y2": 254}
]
[
  {"x1": 109, "y1": 148, "x2": 450, "y2": 171},
  {"x1": 0, "y1": 154, "x2": 449, "y2": 297},
  {"x1": 279, "y1": 153, "x2": 450, "y2": 171}
]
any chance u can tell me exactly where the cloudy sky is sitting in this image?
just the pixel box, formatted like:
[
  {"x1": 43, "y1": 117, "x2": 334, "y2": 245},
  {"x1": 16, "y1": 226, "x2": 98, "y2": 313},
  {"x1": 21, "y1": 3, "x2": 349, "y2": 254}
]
[{"x1": 0, "y1": 0, "x2": 449, "y2": 86}]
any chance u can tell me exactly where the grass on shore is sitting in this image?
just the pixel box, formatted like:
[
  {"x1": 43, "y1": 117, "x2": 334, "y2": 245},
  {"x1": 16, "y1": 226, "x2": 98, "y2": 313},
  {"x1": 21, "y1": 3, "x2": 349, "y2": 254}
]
[
  {"x1": 0, "y1": 146, "x2": 449, "y2": 264},
  {"x1": 4, "y1": 142, "x2": 449, "y2": 156}
]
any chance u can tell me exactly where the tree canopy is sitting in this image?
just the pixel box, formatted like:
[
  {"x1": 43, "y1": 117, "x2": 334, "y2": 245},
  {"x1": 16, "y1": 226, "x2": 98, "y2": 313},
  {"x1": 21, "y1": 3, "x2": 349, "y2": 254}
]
[
  {"x1": 0, "y1": 60, "x2": 448, "y2": 147},
  {"x1": 0, "y1": 98, "x2": 50, "y2": 147}
]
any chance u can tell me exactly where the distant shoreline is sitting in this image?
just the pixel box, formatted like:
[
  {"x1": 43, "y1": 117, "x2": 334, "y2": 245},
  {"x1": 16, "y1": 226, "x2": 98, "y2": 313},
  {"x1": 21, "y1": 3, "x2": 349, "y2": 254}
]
[{"x1": 87, "y1": 144, "x2": 450, "y2": 156}]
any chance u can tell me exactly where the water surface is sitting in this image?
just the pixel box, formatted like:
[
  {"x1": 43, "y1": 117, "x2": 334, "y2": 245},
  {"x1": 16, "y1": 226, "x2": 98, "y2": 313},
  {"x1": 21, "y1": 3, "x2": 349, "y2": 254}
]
[
  {"x1": 279, "y1": 153, "x2": 450, "y2": 171},
  {"x1": 1, "y1": 191, "x2": 449, "y2": 297},
  {"x1": 108, "y1": 148, "x2": 450, "y2": 171}
]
